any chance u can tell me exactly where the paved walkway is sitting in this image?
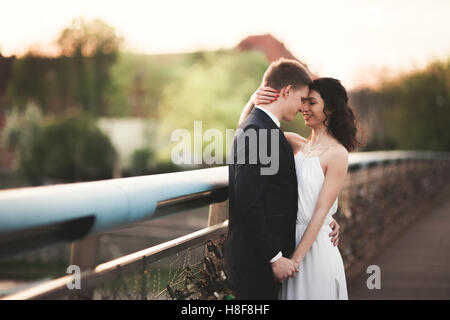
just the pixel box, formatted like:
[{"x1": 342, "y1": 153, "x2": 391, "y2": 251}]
[{"x1": 348, "y1": 199, "x2": 450, "y2": 299}]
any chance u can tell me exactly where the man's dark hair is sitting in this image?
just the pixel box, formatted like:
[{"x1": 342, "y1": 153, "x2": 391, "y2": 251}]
[{"x1": 263, "y1": 58, "x2": 312, "y2": 90}]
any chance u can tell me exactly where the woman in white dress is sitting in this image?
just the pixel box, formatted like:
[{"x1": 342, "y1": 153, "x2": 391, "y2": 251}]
[{"x1": 252, "y1": 77, "x2": 361, "y2": 300}]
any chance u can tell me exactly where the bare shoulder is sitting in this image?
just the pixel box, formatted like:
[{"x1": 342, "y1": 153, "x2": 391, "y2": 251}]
[
  {"x1": 325, "y1": 145, "x2": 348, "y2": 168},
  {"x1": 284, "y1": 132, "x2": 307, "y2": 145},
  {"x1": 284, "y1": 132, "x2": 307, "y2": 154},
  {"x1": 331, "y1": 144, "x2": 348, "y2": 158}
]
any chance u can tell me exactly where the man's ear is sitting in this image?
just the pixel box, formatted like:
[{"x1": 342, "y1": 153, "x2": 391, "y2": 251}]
[{"x1": 282, "y1": 85, "x2": 293, "y2": 97}]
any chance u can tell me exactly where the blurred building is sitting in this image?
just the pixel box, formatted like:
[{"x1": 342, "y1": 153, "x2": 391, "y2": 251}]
[
  {"x1": 97, "y1": 118, "x2": 160, "y2": 169},
  {"x1": 236, "y1": 33, "x2": 313, "y2": 76}
]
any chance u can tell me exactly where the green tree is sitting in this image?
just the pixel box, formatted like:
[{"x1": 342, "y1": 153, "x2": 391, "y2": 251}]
[
  {"x1": 105, "y1": 52, "x2": 181, "y2": 117},
  {"x1": 348, "y1": 58, "x2": 450, "y2": 152},
  {"x1": 131, "y1": 147, "x2": 155, "y2": 175},
  {"x1": 378, "y1": 58, "x2": 450, "y2": 151},
  {"x1": 3, "y1": 107, "x2": 117, "y2": 185},
  {"x1": 157, "y1": 50, "x2": 274, "y2": 161},
  {"x1": 57, "y1": 17, "x2": 123, "y2": 115},
  {"x1": 1, "y1": 102, "x2": 44, "y2": 185},
  {"x1": 4, "y1": 18, "x2": 122, "y2": 116},
  {"x1": 39, "y1": 112, "x2": 117, "y2": 183}
]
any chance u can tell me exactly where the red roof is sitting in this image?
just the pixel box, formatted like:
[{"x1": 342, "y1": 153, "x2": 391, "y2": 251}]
[{"x1": 236, "y1": 34, "x2": 309, "y2": 69}]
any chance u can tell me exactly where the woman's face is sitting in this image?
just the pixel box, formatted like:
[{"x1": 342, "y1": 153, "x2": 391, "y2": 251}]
[{"x1": 301, "y1": 89, "x2": 327, "y2": 128}]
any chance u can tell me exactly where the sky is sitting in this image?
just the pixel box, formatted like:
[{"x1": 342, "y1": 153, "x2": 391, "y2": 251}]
[{"x1": 1, "y1": 0, "x2": 450, "y2": 89}]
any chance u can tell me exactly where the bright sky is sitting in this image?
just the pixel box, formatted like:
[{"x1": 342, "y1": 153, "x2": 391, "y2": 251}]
[{"x1": 1, "y1": 0, "x2": 450, "y2": 89}]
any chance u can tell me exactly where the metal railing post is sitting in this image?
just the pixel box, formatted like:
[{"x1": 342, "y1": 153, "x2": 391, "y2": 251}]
[
  {"x1": 207, "y1": 199, "x2": 229, "y2": 227},
  {"x1": 69, "y1": 235, "x2": 99, "y2": 299}
]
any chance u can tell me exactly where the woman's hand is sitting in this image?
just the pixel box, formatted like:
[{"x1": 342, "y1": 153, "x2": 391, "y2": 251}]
[
  {"x1": 239, "y1": 83, "x2": 279, "y2": 125},
  {"x1": 239, "y1": 83, "x2": 278, "y2": 125},
  {"x1": 251, "y1": 82, "x2": 279, "y2": 105},
  {"x1": 329, "y1": 219, "x2": 340, "y2": 247}
]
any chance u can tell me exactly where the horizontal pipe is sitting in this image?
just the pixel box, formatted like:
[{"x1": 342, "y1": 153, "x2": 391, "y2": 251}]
[
  {"x1": 0, "y1": 151, "x2": 448, "y2": 257},
  {"x1": 0, "y1": 166, "x2": 228, "y2": 257}
]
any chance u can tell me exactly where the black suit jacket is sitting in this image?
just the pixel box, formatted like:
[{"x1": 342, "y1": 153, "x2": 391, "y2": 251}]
[{"x1": 225, "y1": 107, "x2": 299, "y2": 268}]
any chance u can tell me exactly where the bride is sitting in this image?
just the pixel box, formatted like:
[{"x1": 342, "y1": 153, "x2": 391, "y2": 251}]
[{"x1": 240, "y1": 77, "x2": 361, "y2": 299}]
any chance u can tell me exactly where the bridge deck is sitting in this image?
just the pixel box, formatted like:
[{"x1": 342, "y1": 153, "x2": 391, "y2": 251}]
[{"x1": 348, "y1": 198, "x2": 450, "y2": 299}]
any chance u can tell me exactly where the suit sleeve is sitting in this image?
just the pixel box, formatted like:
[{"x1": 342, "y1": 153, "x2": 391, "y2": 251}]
[{"x1": 233, "y1": 124, "x2": 282, "y2": 262}]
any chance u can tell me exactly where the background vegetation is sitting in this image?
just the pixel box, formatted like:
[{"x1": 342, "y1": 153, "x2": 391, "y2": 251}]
[{"x1": 1, "y1": 17, "x2": 449, "y2": 188}]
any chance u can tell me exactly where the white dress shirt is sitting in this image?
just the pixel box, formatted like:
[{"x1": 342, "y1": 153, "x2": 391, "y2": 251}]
[
  {"x1": 254, "y1": 106, "x2": 283, "y2": 264},
  {"x1": 255, "y1": 105, "x2": 280, "y2": 127}
]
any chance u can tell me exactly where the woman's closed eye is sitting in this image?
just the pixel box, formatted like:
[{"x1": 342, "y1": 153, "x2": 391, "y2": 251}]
[{"x1": 308, "y1": 98, "x2": 317, "y2": 106}]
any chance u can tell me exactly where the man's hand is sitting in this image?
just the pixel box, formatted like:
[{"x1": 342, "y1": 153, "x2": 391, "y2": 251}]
[
  {"x1": 329, "y1": 219, "x2": 340, "y2": 246},
  {"x1": 271, "y1": 257, "x2": 298, "y2": 283}
]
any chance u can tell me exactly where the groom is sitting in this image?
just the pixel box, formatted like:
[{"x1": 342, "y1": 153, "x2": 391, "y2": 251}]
[{"x1": 224, "y1": 58, "x2": 340, "y2": 300}]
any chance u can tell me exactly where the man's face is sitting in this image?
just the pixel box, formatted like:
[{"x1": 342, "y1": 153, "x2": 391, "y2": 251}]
[{"x1": 283, "y1": 85, "x2": 309, "y2": 122}]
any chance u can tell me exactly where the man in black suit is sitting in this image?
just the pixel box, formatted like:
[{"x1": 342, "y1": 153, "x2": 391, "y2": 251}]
[{"x1": 224, "y1": 58, "x2": 327, "y2": 299}]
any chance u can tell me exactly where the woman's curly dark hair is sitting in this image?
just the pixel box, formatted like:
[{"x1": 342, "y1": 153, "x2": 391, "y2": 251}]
[{"x1": 309, "y1": 77, "x2": 363, "y2": 151}]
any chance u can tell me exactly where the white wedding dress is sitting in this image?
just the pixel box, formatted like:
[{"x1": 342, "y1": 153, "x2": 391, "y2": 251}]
[{"x1": 279, "y1": 151, "x2": 348, "y2": 300}]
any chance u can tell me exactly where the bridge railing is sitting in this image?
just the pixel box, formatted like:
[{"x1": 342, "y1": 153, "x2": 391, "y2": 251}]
[
  {"x1": 0, "y1": 166, "x2": 228, "y2": 258},
  {"x1": 1, "y1": 151, "x2": 449, "y2": 299}
]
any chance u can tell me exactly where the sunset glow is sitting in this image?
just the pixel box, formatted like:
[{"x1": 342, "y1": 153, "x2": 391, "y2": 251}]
[{"x1": 1, "y1": 0, "x2": 449, "y2": 88}]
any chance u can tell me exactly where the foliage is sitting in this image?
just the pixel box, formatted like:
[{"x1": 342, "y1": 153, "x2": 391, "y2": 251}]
[
  {"x1": 105, "y1": 52, "x2": 184, "y2": 117},
  {"x1": 377, "y1": 59, "x2": 450, "y2": 151},
  {"x1": 160, "y1": 50, "x2": 268, "y2": 131},
  {"x1": 0, "y1": 260, "x2": 68, "y2": 280},
  {"x1": 1, "y1": 102, "x2": 43, "y2": 184},
  {"x1": 128, "y1": 147, "x2": 182, "y2": 176},
  {"x1": 2, "y1": 102, "x2": 42, "y2": 149},
  {"x1": 38, "y1": 112, "x2": 117, "y2": 183},
  {"x1": 352, "y1": 58, "x2": 450, "y2": 152},
  {"x1": 3, "y1": 18, "x2": 122, "y2": 116},
  {"x1": 131, "y1": 147, "x2": 155, "y2": 175},
  {"x1": 3, "y1": 107, "x2": 116, "y2": 185},
  {"x1": 57, "y1": 18, "x2": 122, "y2": 57},
  {"x1": 157, "y1": 50, "x2": 274, "y2": 161}
]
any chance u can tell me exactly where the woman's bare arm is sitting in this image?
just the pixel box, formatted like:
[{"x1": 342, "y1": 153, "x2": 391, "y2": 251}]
[
  {"x1": 238, "y1": 84, "x2": 279, "y2": 125},
  {"x1": 291, "y1": 146, "x2": 348, "y2": 266},
  {"x1": 239, "y1": 99, "x2": 256, "y2": 125}
]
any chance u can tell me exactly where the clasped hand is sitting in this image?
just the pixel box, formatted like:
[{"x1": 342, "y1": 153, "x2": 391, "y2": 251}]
[{"x1": 271, "y1": 257, "x2": 300, "y2": 283}]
